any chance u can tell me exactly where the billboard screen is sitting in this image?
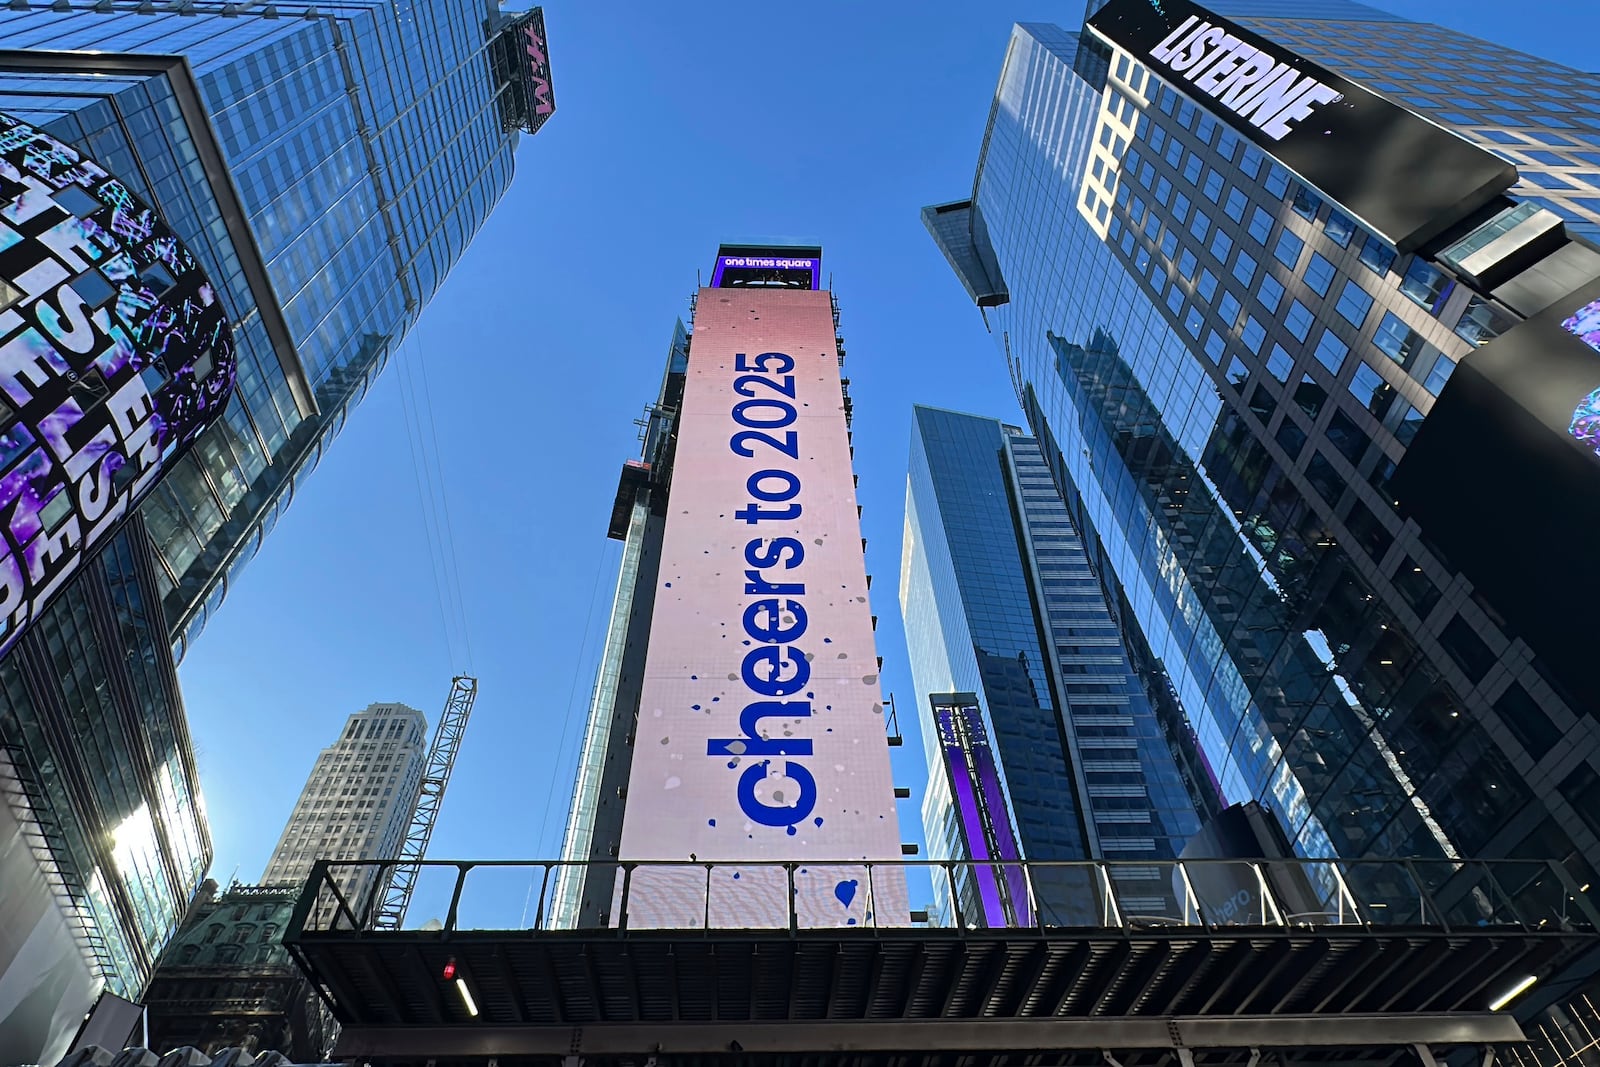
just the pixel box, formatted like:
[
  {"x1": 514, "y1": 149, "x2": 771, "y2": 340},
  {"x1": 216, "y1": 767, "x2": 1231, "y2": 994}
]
[
  {"x1": 1085, "y1": 0, "x2": 1516, "y2": 253},
  {"x1": 932, "y1": 695, "x2": 1030, "y2": 928},
  {"x1": 615, "y1": 285, "x2": 906, "y2": 928},
  {"x1": 1393, "y1": 277, "x2": 1600, "y2": 718},
  {"x1": 710, "y1": 254, "x2": 821, "y2": 291},
  {"x1": 0, "y1": 113, "x2": 236, "y2": 657}
]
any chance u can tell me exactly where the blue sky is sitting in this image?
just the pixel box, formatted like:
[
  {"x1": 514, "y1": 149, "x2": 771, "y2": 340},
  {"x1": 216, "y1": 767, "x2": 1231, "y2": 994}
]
[{"x1": 177, "y1": 0, "x2": 1592, "y2": 919}]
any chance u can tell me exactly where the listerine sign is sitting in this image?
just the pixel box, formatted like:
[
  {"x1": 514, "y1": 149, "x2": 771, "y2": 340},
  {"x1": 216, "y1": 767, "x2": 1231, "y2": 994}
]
[
  {"x1": 1086, "y1": 0, "x2": 1516, "y2": 253},
  {"x1": 1145, "y1": 14, "x2": 1340, "y2": 140}
]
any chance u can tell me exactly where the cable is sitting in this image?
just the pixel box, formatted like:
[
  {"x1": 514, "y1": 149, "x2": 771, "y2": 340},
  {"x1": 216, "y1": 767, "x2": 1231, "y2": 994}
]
[
  {"x1": 394, "y1": 324, "x2": 460, "y2": 668},
  {"x1": 411, "y1": 314, "x2": 476, "y2": 673}
]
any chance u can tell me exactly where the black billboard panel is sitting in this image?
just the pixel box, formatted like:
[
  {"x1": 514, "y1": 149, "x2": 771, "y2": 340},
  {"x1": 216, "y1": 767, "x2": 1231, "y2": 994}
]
[
  {"x1": 1393, "y1": 277, "x2": 1600, "y2": 717},
  {"x1": 1085, "y1": 0, "x2": 1516, "y2": 253}
]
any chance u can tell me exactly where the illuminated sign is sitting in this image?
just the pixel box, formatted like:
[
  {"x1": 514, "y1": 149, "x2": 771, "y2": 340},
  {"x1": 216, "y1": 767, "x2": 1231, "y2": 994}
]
[
  {"x1": 711, "y1": 255, "x2": 821, "y2": 290},
  {"x1": 493, "y1": 8, "x2": 555, "y2": 135},
  {"x1": 1086, "y1": 0, "x2": 1516, "y2": 253},
  {"x1": 0, "y1": 113, "x2": 235, "y2": 657},
  {"x1": 616, "y1": 284, "x2": 906, "y2": 928},
  {"x1": 932, "y1": 695, "x2": 1030, "y2": 928}
]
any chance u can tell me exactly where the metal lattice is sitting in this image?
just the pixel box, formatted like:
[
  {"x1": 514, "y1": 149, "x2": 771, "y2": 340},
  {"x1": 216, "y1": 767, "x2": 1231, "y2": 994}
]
[{"x1": 371, "y1": 675, "x2": 478, "y2": 930}]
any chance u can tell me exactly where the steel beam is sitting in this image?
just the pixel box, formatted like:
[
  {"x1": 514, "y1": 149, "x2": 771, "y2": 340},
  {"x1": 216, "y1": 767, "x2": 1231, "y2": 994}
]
[{"x1": 335, "y1": 1012, "x2": 1527, "y2": 1060}]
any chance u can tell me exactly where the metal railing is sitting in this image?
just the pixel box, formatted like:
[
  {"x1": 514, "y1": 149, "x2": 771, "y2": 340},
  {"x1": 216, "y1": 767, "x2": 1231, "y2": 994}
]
[{"x1": 287, "y1": 857, "x2": 1600, "y2": 939}]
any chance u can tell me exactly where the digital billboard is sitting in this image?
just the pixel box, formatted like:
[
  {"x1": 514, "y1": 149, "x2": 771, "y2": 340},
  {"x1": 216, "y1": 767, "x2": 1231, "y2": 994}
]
[
  {"x1": 1085, "y1": 0, "x2": 1516, "y2": 253},
  {"x1": 1393, "y1": 277, "x2": 1600, "y2": 718},
  {"x1": 0, "y1": 113, "x2": 236, "y2": 657},
  {"x1": 710, "y1": 253, "x2": 821, "y2": 291},
  {"x1": 614, "y1": 284, "x2": 907, "y2": 928},
  {"x1": 932, "y1": 695, "x2": 1030, "y2": 928}
]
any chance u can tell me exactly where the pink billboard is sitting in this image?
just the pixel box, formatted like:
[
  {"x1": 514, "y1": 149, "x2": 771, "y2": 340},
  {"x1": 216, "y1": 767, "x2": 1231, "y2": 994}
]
[{"x1": 615, "y1": 287, "x2": 907, "y2": 928}]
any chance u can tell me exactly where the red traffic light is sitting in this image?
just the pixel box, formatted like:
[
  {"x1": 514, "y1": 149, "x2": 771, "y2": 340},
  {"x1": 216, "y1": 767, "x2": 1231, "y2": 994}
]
[{"x1": 442, "y1": 957, "x2": 456, "y2": 981}]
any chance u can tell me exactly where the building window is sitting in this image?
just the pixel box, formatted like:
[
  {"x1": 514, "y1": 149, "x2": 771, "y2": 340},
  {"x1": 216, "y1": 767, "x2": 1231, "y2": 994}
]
[
  {"x1": 1496, "y1": 682, "x2": 1560, "y2": 760},
  {"x1": 1184, "y1": 153, "x2": 1203, "y2": 185},
  {"x1": 1266, "y1": 165, "x2": 1291, "y2": 199},
  {"x1": 1424, "y1": 354, "x2": 1457, "y2": 394},
  {"x1": 1359, "y1": 233, "x2": 1396, "y2": 276},
  {"x1": 1292, "y1": 183, "x2": 1322, "y2": 220},
  {"x1": 1313, "y1": 329, "x2": 1349, "y2": 374},
  {"x1": 1285, "y1": 300, "x2": 1315, "y2": 342},
  {"x1": 1305, "y1": 253, "x2": 1336, "y2": 297},
  {"x1": 1335, "y1": 280, "x2": 1375, "y2": 328},
  {"x1": 1453, "y1": 296, "x2": 1516, "y2": 347},
  {"x1": 1295, "y1": 374, "x2": 1327, "y2": 418},
  {"x1": 1267, "y1": 344, "x2": 1294, "y2": 383},
  {"x1": 1324, "y1": 210, "x2": 1356, "y2": 247},
  {"x1": 1258, "y1": 273, "x2": 1285, "y2": 313},
  {"x1": 1344, "y1": 361, "x2": 1395, "y2": 415},
  {"x1": 1394, "y1": 402, "x2": 1425, "y2": 445},
  {"x1": 1203, "y1": 170, "x2": 1225, "y2": 202},
  {"x1": 1373, "y1": 311, "x2": 1425, "y2": 367},
  {"x1": 1219, "y1": 291, "x2": 1242, "y2": 327},
  {"x1": 1231, "y1": 249, "x2": 1257, "y2": 287},
  {"x1": 1399, "y1": 257, "x2": 1450, "y2": 312},
  {"x1": 1274, "y1": 230, "x2": 1305, "y2": 270},
  {"x1": 1248, "y1": 207, "x2": 1273, "y2": 245},
  {"x1": 1224, "y1": 187, "x2": 1248, "y2": 221},
  {"x1": 1440, "y1": 616, "x2": 1495, "y2": 683},
  {"x1": 1242, "y1": 316, "x2": 1267, "y2": 354},
  {"x1": 1326, "y1": 410, "x2": 1370, "y2": 463},
  {"x1": 1211, "y1": 229, "x2": 1234, "y2": 263}
]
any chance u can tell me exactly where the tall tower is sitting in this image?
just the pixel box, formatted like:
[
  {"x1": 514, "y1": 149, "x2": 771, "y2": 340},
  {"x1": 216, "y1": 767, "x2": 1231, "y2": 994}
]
[
  {"x1": 263, "y1": 702, "x2": 428, "y2": 904},
  {"x1": 555, "y1": 245, "x2": 906, "y2": 929},
  {"x1": 928, "y1": 0, "x2": 1600, "y2": 1013},
  {"x1": 0, "y1": 5, "x2": 554, "y2": 1055},
  {"x1": 901, "y1": 406, "x2": 1209, "y2": 925}
]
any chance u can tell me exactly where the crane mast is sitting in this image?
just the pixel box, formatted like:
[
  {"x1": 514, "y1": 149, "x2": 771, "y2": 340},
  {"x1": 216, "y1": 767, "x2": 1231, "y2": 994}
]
[{"x1": 372, "y1": 674, "x2": 477, "y2": 929}]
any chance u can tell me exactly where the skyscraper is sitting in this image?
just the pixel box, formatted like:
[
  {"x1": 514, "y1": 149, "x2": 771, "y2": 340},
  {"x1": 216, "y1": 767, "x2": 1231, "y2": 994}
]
[
  {"x1": 554, "y1": 244, "x2": 906, "y2": 929},
  {"x1": 262, "y1": 701, "x2": 427, "y2": 902},
  {"x1": 901, "y1": 405, "x2": 1208, "y2": 924},
  {"x1": 0, "y1": 4, "x2": 553, "y2": 1057},
  {"x1": 927, "y1": 0, "x2": 1600, "y2": 980}
]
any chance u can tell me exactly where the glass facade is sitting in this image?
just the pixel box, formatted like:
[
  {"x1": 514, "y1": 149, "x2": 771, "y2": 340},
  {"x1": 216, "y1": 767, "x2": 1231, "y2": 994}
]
[
  {"x1": 0, "y1": 0, "x2": 522, "y2": 654},
  {"x1": 931, "y1": 13, "x2": 1600, "y2": 912},
  {"x1": 0, "y1": 1, "x2": 534, "y2": 1050},
  {"x1": 902, "y1": 406, "x2": 1202, "y2": 922}
]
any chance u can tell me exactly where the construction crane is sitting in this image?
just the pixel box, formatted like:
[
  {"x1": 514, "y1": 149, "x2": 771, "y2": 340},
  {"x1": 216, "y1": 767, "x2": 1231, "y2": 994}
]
[{"x1": 372, "y1": 674, "x2": 478, "y2": 929}]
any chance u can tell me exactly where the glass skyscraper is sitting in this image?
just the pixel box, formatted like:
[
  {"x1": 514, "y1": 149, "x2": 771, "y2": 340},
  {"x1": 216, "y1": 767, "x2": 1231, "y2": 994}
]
[
  {"x1": 902, "y1": 406, "x2": 1207, "y2": 923},
  {"x1": 927, "y1": 0, "x2": 1600, "y2": 958},
  {"x1": 0, "y1": 3, "x2": 551, "y2": 1060}
]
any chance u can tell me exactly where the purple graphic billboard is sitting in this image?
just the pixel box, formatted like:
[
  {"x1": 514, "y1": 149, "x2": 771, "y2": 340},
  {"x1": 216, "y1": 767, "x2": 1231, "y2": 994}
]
[
  {"x1": 933, "y1": 695, "x2": 1031, "y2": 928},
  {"x1": 0, "y1": 113, "x2": 236, "y2": 657},
  {"x1": 710, "y1": 254, "x2": 821, "y2": 291},
  {"x1": 614, "y1": 283, "x2": 906, "y2": 928}
]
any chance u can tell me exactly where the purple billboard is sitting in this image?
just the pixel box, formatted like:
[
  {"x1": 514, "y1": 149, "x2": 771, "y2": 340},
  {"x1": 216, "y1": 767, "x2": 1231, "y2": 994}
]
[
  {"x1": 932, "y1": 695, "x2": 1031, "y2": 928},
  {"x1": 0, "y1": 113, "x2": 236, "y2": 656},
  {"x1": 710, "y1": 253, "x2": 821, "y2": 291}
]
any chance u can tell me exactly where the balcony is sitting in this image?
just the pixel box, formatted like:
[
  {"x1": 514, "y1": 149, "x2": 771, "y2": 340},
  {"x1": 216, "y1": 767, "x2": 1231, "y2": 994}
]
[{"x1": 283, "y1": 858, "x2": 1600, "y2": 1067}]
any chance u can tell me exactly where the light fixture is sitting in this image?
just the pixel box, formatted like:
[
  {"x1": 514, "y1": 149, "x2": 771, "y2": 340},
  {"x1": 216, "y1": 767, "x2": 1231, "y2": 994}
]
[
  {"x1": 1488, "y1": 975, "x2": 1537, "y2": 1012},
  {"x1": 1582, "y1": 884, "x2": 1592, "y2": 893},
  {"x1": 456, "y1": 977, "x2": 480, "y2": 1017}
]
